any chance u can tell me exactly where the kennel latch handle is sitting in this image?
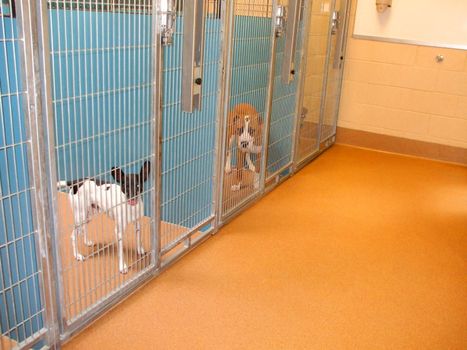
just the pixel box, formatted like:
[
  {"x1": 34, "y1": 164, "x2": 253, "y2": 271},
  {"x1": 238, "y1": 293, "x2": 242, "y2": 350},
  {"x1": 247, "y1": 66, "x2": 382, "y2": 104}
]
[
  {"x1": 281, "y1": 0, "x2": 301, "y2": 84},
  {"x1": 160, "y1": 0, "x2": 176, "y2": 45},
  {"x1": 332, "y1": 10, "x2": 346, "y2": 69},
  {"x1": 181, "y1": 0, "x2": 206, "y2": 113}
]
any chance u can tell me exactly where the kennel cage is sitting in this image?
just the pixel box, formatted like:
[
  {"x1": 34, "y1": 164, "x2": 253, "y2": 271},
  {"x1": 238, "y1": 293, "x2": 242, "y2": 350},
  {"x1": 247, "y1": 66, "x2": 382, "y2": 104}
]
[
  {"x1": 159, "y1": 0, "x2": 224, "y2": 265},
  {"x1": 265, "y1": 0, "x2": 306, "y2": 188},
  {"x1": 294, "y1": 0, "x2": 350, "y2": 167},
  {"x1": 0, "y1": 0, "x2": 351, "y2": 347},
  {"x1": 42, "y1": 0, "x2": 159, "y2": 337},
  {"x1": 218, "y1": 0, "x2": 308, "y2": 221},
  {"x1": 218, "y1": 0, "x2": 275, "y2": 220}
]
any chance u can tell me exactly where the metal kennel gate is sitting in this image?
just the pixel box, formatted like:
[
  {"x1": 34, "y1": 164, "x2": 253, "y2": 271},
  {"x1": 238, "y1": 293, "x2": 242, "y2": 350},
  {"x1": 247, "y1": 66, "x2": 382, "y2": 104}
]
[
  {"x1": 294, "y1": 0, "x2": 350, "y2": 167},
  {"x1": 219, "y1": 0, "x2": 308, "y2": 220},
  {"x1": 158, "y1": 0, "x2": 225, "y2": 264},
  {"x1": 218, "y1": 0, "x2": 275, "y2": 220},
  {"x1": 37, "y1": 0, "x2": 160, "y2": 339},
  {"x1": 265, "y1": 0, "x2": 307, "y2": 188}
]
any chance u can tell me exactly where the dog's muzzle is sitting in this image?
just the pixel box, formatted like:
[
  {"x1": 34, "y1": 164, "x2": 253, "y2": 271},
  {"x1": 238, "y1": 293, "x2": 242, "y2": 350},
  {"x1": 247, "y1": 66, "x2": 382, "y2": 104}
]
[
  {"x1": 240, "y1": 141, "x2": 249, "y2": 149},
  {"x1": 128, "y1": 199, "x2": 138, "y2": 206}
]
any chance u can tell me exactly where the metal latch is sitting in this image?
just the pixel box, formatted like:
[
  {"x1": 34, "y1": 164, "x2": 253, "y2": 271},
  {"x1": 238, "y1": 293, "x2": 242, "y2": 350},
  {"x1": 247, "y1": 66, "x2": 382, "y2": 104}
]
[
  {"x1": 275, "y1": 5, "x2": 286, "y2": 37},
  {"x1": 281, "y1": 0, "x2": 301, "y2": 84},
  {"x1": 160, "y1": 0, "x2": 176, "y2": 45},
  {"x1": 181, "y1": 0, "x2": 206, "y2": 113},
  {"x1": 331, "y1": 10, "x2": 340, "y2": 35}
]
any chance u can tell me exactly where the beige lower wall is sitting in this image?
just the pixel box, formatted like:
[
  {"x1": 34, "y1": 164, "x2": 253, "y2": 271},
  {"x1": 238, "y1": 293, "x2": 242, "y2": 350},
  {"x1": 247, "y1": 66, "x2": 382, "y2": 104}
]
[{"x1": 338, "y1": 0, "x2": 467, "y2": 149}]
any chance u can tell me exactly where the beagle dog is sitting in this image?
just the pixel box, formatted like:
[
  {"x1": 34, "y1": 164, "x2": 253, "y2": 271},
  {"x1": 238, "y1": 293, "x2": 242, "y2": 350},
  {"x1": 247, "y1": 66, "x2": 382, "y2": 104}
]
[{"x1": 225, "y1": 103, "x2": 263, "y2": 191}]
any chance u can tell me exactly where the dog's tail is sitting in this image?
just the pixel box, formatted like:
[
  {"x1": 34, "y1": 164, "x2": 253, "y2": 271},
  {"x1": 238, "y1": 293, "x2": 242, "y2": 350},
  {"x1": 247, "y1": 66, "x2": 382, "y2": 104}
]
[{"x1": 57, "y1": 180, "x2": 69, "y2": 189}]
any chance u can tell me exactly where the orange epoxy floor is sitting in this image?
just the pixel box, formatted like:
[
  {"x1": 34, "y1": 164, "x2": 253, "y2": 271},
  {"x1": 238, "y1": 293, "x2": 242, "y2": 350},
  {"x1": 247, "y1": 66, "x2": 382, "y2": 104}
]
[{"x1": 65, "y1": 145, "x2": 467, "y2": 349}]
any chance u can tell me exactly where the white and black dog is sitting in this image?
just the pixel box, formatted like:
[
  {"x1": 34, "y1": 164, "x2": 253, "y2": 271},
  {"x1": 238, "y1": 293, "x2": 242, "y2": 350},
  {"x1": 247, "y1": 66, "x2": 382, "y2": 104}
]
[{"x1": 57, "y1": 161, "x2": 150, "y2": 274}]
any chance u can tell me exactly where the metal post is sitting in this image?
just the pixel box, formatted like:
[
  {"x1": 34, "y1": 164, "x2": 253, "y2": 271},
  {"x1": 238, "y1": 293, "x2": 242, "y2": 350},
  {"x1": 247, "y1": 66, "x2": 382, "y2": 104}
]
[
  {"x1": 213, "y1": 0, "x2": 231, "y2": 230},
  {"x1": 181, "y1": 0, "x2": 206, "y2": 112},
  {"x1": 281, "y1": 0, "x2": 301, "y2": 84},
  {"x1": 8, "y1": 0, "x2": 60, "y2": 348},
  {"x1": 259, "y1": 0, "x2": 280, "y2": 194},
  {"x1": 291, "y1": 0, "x2": 312, "y2": 171}
]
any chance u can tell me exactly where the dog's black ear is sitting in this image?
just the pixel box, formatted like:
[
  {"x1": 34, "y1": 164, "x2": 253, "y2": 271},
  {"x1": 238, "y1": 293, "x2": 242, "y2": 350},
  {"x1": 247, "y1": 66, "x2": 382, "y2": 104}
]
[
  {"x1": 111, "y1": 167, "x2": 125, "y2": 183},
  {"x1": 140, "y1": 161, "x2": 151, "y2": 182}
]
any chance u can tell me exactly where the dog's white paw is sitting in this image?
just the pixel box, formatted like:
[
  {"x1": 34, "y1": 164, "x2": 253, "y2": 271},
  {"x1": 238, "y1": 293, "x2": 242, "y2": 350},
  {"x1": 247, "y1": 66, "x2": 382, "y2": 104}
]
[
  {"x1": 137, "y1": 247, "x2": 146, "y2": 256},
  {"x1": 75, "y1": 254, "x2": 85, "y2": 262},
  {"x1": 253, "y1": 173, "x2": 260, "y2": 190},
  {"x1": 248, "y1": 164, "x2": 256, "y2": 172},
  {"x1": 119, "y1": 263, "x2": 129, "y2": 274},
  {"x1": 225, "y1": 163, "x2": 232, "y2": 174},
  {"x1": 231, "y1": 183, "x2": 241, "y2": 191},
  {"x1": 84, "y1": 240, "x2": 94, "y2": 247}
]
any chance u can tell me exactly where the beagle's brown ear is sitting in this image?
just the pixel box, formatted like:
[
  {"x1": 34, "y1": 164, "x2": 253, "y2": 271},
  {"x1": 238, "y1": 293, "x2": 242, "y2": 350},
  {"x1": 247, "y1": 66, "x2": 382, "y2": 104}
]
[
  {"x1": 140, "y1": 161, "x2": 151, "y2": 182},
  {"x1": 233, "y1": 114, "x2": 241, "y2": 128},
  {"x1": 111, "y1": 167, "x2": 125, "y2": 183},
  {"x1": 229, "y1": 109, "x2": 242, "y2": 130},
  {"x1": 258, "y1": 114, "x2": 264, "y2": 126}
]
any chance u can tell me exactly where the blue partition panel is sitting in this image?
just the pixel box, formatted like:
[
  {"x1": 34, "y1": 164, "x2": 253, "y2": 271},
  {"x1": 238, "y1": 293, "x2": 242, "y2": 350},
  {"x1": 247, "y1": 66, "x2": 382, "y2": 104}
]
[
  {"x1": 229, "y1": 16, "x2": 272, "y2": 113},
  {"x1": 0, "y1": 17, "x2": 45, "y2": 345}
]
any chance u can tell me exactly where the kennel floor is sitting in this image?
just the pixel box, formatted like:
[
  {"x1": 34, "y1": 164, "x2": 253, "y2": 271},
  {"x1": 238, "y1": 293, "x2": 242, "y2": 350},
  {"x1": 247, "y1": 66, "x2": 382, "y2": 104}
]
[
  {"x1": 64, "y1": 145, "x2": 466, "y2": 349},
  {"x1": 0, "y1": 336, "x2": 17, "y2": 350},
  {"x1": 297, "y1": 121, "x2": 334, "y2": 161},
  {"x1": 221, "y1": 168, "x2": 259, "y2": 215},
  {"x1": 56, "y1": 192, "x2": 196, "y2": 323}
]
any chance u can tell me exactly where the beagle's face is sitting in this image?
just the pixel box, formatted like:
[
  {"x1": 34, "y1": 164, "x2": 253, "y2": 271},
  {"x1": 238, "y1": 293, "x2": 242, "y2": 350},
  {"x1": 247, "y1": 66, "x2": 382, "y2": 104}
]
[{"x1": 231, "y1": 104, "x2": 263, "y2": 153}]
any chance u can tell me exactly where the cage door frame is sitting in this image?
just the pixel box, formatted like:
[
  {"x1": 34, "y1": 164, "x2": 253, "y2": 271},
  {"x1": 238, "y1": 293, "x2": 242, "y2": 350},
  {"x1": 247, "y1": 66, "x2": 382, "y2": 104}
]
[
  {"x1": 34, "y1": 0, "x2": 163, "y2": 341},
  {"x1": 264, "y1": 0, "x2": 311, "y2": 187},
  {"x1": 293, "y1": 0, "x2": 352, "y2": 171},
  {"x1": 217, "y1": 0, "x2": 279, "y2": 224}
]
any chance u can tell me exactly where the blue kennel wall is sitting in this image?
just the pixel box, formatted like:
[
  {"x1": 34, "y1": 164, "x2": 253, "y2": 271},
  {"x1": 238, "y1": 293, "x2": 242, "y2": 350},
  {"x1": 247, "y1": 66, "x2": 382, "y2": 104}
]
[
  {"x1": 161, "y1": 15, "x2": 221, "y2": 229},
  {"x1": 229, "y1": 16, "x2": 272, "y2": 115},
  {"x1": 48, "y1": 9, "x2": 154, "y2": 212},
  {"x1": 0, "y1": 17, "x2": 45, "y2": 344},
  {"x1": 224, "y1": 15, "x2": 273, "y2": 173},
  {"x1": 266, "y1": 14, "x2": 305, "y2": 176}
]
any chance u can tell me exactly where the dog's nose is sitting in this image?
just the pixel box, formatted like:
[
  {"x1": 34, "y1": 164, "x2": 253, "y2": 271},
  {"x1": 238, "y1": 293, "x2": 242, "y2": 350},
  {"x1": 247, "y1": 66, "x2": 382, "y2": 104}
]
[{"x1": 241, "y1": 141, "x2": 248, "y2": 148}]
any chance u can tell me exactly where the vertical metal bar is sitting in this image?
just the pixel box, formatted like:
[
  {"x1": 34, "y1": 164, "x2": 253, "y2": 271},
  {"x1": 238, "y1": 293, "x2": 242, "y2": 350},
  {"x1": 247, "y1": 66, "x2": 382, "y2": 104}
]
[
  {"x1": 316, "y1": 0, "x2": 337, "y2": 149},
  {"x1": 216, "y1": 0, "x2": 234, "y2": 224},
  {"x1": 153, "y1": 0, "x2": 163, "y2": 269},
  {"x1": 281, "y1": 0, "x2": 300, "y2": 84},
  {"x1": 15, "y1": 0, "x2": 61, "y2": 346},
  {"x1": 332, "y1": 10, "x2": 344, "y2": 69},
  {"x1": 259, "y1": 0, "x2": 280, "y2": 194},
  {"x1": 330, "y1": 0, "x2": 351, "y2": 137},
  {"x1": 213, "y1": 0, "x2": 230, "y2": 230},
  {"x1": 181, "y1": 0, "x2": 205, "y2": 113},
  {"x1": 291, "y1": 0, "x2": 312, "y2": 171},
  {"x1": 34, "y1": 0, "x2": 66, "y2": 338}
]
